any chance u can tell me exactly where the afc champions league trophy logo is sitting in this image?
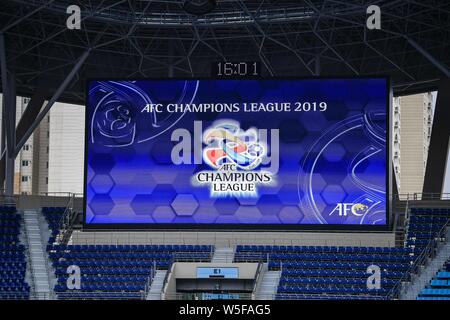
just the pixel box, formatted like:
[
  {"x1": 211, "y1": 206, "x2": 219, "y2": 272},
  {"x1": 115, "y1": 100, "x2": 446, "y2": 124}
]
[
  {"x1": 203, "y1": 122, "x2": 266, "y2": 171},
  {"x1": 194, "y1": 120, "x2": 275, "y2": 198}
]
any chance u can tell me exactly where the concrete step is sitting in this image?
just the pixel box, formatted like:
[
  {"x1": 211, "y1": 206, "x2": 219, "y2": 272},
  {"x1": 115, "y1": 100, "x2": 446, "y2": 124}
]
[
  {"x1": 146, "y1": 270, "x2": 167, "y2": 300},
  {"x1": 23, "y1": 209, "x2": 53, "y2": 299}
]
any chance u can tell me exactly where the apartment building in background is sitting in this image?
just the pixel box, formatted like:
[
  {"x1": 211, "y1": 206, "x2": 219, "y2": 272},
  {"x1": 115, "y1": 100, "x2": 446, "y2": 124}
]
[
  {"x1": 0, "y1": 95, "x2": 84, "y2": 195},
  {"x1": 393, "y1": 92, "x2": 434, "y2": 197}
]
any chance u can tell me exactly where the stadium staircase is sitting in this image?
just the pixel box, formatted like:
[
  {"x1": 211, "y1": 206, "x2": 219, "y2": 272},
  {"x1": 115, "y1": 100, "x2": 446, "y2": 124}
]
[
  {"x1": 146, "y1": 270, "x2": 167, "y2": 300},
  {"x1": 254, "y1": 264, "x2": 281, "y2": 300},
  {"x1": 212, "y1": 247, "x2": 235, "y2": 263},
  {"x1": 23, "y1": 210, "x2": 52, "y2": 299}
]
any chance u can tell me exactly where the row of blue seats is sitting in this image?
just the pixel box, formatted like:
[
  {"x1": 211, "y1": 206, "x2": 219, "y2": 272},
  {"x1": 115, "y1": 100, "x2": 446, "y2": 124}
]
[
  {"x1": 48, "y1": 244, "x2": 213, "y2": 252},
  {"x1": 275, "y1": 294, "x2": 387, "y2": 300},
  {"x1": 0, "y1": 271, "x2": 26, "y2": 277},
  {"x1": 405, "y1": 239, "x2": 432, "y2": 246},
  {"x1": 419, "y1": 288, "x2": 450, "y2": 296},
  {"x1": 417, "y1": 296, "x2": 450, "y2": 300},
  {"x1": 281, "y1": 269, "x2": 406, "y2": 279},
  {"x1": 278, "y1": 285, "x2": 390, "y2": 295},
  {"x1": 436, "y1": 271, "x2": 450, "y2": 279},
  {"x1": 236, "y1": 245, "x2": 411, "y2": 254},
  {"x1": 57, "y1": 275, "x2": 149, "y2": 283},
  {"x1": 430, "y1": 279, "x2": 450, "y2": 286},
  {"x1": 0, "y1": 206, "x2": 17, "y2": 213},
  {"x1": 44, "y1": 212, "x2": 64, "y2": 218},
  {"x1": 410, "y1": 208, "x2": 450, "y2": 214},
  {"x1": 267, "y1": 253, "x2": 411, "y2": 262},
  {"x1": 0, "y1": 251, "x2": 25, "y2": 257},
  {"x1": 269, "y1": 261, "x2": 412, "y2": 271},
  {"x1": 54, "y1": 260, "x2": 168, "y2": 268},
  {"x1": 55, "y1": 266, "x2": 166, "y2": 275},
  {"x1": 0, "y1": 228, "x2": 21, "y2": 235},
  {"x1": 0, "y1": 261, "x2": 26, "y2": 266},
  {"x1": 0, "y1": 244, "x2": 24, "y2": 251},
  {"x1": 0, "y1": 283, "x2": 29, "y2": 288},
  {"x1": 54, "y1": 284, "x2": 146, "y2": 292},
  {"x1": 407, "y1": 231, "x2": 445, "y2": 239},
  {"x1": 407, "y1": 224, "x2": 444, "y2": 231},
  {"x1": 279, "y1": 277, "x2": 397, "y2": 286},
  {"x1": 50, "y1": 252, "x2": 211, "y2": 260},
  {"x1": 56, "y1": 292, "x2": 142, "y2": 299},
  {"x1": 236, "y1": 254, "x2": 411, "y2": 263},
  {"x1": 0, "y1": 293, "x2": 30, "y2": 300},
  {"x1": 0, "y1": 235, "x2": 19, "y2": 241},
  {"x1": 0, "y1": 221, "x2": 20, "y2": 227},
  {"x1": 0, "y1": 286, "x2": 30, "y2": 292},
  {"x1": 0, "y1": 213, "x2": 20, "y2": 220},
  {"x1": 409, "y1": 216, "x2": 449, "y2": 223}
]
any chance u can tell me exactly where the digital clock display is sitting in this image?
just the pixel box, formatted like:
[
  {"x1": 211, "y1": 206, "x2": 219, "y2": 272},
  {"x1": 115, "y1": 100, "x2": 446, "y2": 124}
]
[{"x1": 212, "y1": 61, "x2": 261, "y2": 77}]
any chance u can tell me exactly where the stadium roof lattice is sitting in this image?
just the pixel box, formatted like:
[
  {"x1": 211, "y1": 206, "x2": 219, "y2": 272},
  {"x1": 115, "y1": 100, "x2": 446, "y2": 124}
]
[{"x1": 0, "y1": 0, "x2": 449, "y2": 104}]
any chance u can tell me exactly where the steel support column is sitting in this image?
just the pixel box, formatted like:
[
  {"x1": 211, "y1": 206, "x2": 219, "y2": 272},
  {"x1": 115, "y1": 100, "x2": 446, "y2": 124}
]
[
  {"x1": 14, "y1": 49, "x2": 91, "y2": 155},
  {"x1": 4, "y1": 74, "x2": 16, "y2": 197}
]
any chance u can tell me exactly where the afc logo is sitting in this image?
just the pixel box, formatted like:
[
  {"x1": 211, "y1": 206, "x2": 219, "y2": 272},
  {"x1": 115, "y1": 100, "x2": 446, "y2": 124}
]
[{"x1": 330, "y1": 203, "x2": 370, "y2": 217}]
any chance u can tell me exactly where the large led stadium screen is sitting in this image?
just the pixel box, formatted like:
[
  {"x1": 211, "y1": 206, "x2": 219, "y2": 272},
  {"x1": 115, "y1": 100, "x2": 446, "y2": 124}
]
[{"x1": 84, "y1": 78, "x2": 389, "y2": 229}]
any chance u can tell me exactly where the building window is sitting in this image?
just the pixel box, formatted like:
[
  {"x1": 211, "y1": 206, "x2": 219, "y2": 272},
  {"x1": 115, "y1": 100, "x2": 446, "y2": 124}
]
[
  {"x1": 46, "y1": 162, "x2": 49, "y2": 169},
  {"x1": 23, "y1": 145, "x2": 30, "y2": 151},
  {"x1": 22, "y1": 160, "x2": 30, "y2": 167},
  {"x1": 45, "y1": 177, "x2": 48, "y2": 185},
  {"x1": 46, "y1": 146, "x2": 49, "y2": 154},
  {"x1": 21, "y1": 176, "x2": 30, "y2": 182},
  {"x1": 47, "y1": 131, "x2": 50, "y2": 138}
]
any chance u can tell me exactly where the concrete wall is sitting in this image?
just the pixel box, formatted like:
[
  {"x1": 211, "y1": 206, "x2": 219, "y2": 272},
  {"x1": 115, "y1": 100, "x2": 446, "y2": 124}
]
[
  {"x1": 173, "y1": 262, "x2": 258, "y2": 279},
  {"x1": 12, "y1": 194, "x2": 83, "y2": 211},
  {"x1": 71, "y1": 230, "x2": 396, "y2": 247}
]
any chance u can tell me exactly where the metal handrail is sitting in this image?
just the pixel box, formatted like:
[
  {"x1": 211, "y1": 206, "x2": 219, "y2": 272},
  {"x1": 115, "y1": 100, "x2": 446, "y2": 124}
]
[
  {"x1": 251, "y1": 262, "x2": 263, "y2": 300},
  {"x1": 396, "y1": 193, "x2": 450, "y2": 201},
  {"x1": 161, "y1": 263, "x2": 175, "y2": 300}
]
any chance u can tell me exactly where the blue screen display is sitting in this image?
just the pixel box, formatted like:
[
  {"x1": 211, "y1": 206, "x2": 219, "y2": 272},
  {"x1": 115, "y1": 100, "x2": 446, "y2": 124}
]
[{"x1": 84, "y1": 79, "x2": 388, "y2": 228}]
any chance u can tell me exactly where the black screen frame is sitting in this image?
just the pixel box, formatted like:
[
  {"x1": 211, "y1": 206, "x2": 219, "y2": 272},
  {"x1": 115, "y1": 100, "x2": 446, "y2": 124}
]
[{"x1": 83, "y1": 76, "x2": 391, "y2": 232}]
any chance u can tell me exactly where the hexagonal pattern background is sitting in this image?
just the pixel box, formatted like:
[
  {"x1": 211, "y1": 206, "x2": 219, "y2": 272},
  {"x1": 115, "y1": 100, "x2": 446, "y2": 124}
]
[{"x1": 86, "y1": 79, "x2": 387, "y2": 226}]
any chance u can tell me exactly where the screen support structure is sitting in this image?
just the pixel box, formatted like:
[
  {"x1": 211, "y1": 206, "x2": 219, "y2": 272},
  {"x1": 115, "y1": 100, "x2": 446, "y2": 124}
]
[{"x1": 0, "y1": 31, "x2": 90, "y2": 196}]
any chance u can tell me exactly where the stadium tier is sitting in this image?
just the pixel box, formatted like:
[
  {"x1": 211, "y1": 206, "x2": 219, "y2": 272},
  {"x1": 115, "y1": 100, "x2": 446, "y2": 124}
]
[
  {"x1": 0, "y1": 206, "x2": 30, "y2": 300},
  {"x1": 37, "y1": 205, "x2": 449, "y2": 300},
  {"x1": 405, "y1": 208, "x2": 450, "y2": 249},
  {"x1": 48, "y1": 243, "x2": 213, "y2": 300},
  {"x1": 235, "y1": 245, "x2": 415, "y2": 299},
  {"x1": 0, "y1": 203, "x2": 448, "y2": 300}
]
